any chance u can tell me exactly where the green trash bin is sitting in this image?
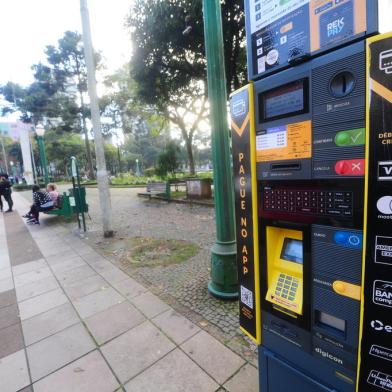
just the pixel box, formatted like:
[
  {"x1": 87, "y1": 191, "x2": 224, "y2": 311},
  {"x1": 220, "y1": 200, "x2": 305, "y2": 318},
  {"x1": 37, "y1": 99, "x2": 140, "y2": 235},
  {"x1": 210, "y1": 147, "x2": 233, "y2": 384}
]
[{"x1": 68, "y1": 187, "x2": 88, "y2": 213}]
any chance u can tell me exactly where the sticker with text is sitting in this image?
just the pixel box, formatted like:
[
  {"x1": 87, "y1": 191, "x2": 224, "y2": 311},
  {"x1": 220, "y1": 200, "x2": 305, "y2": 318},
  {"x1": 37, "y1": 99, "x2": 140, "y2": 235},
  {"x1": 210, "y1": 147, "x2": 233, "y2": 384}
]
[
  {"x1": 373, "y1": 280, "x2": 392, "y2": 308},
  {"x1": 375, "y1": 236, "x2": 392, "y2": 266},
  {"x1": 367, "y1": 370, "x2": 392, "y2": 391},
  {"x1": 370, "y1": 345, "x2": 392, "y2": 363}
]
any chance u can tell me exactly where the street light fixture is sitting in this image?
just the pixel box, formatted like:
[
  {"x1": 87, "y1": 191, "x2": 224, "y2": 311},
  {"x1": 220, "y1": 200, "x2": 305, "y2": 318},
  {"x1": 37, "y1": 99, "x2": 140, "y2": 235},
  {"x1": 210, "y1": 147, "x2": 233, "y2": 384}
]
[{"x1": 35, "y1": 125, "x2": 49, "y2": 185}]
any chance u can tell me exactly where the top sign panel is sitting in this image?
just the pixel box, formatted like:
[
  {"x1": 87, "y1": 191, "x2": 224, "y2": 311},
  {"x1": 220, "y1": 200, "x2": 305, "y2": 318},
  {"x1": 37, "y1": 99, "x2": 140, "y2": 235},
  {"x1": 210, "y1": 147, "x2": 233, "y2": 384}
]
[{"x1": 245, "y1": 0, "x2": 370, "y2": 80}]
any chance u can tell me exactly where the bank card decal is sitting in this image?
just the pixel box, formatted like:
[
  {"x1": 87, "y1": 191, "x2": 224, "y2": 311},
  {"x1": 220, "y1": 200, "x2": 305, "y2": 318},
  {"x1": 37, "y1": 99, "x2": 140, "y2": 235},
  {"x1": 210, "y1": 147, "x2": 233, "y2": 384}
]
[
  {"x1": 357, "y1": 33, "x2": 392, "y2": 392},
  {"x1": 230, "y1": 84, "x2": 261, "y2": 344},
  {"x1": 256, "y1": 120, "x2": 311, "y2": 162}
]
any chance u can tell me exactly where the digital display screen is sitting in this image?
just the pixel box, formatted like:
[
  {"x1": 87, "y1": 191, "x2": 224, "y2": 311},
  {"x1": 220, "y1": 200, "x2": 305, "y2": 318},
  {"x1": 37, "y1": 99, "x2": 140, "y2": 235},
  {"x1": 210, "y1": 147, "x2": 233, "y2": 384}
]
[
  {"x1": 317, "y1": 311, "x2": 346, "y2": 334},
  {"x1": 281, "y1": 238, "x2": 303, "y2": 264},
  {"x1": 260, "y1": 79, "x2": 308, "y2": 122}
]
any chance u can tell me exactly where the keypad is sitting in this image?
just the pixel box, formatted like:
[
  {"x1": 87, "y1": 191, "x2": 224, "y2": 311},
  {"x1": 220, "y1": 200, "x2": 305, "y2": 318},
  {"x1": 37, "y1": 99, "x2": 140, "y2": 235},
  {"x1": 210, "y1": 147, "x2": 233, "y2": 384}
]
[
  {"x1": 263, "y1": 187, "x2": 353, "y2": 217},
  {"x1": 275, "y1": 273, "x2": 299, "y2": 301}
]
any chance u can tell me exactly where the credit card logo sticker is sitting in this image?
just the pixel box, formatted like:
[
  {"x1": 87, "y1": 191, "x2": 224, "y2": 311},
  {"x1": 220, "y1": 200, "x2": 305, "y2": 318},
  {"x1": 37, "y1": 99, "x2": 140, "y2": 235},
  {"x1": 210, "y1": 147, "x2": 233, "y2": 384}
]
[
  {"x1": 375, "y1": 236, "x2": 392, "y2": 266},
  {"x1": 369, "y1": 345, "x2": 392, "y2": 363},
  {"x1": 380, "y1": 49, "x2": 392, "y2": 74},
  {"x1": 378, "y1": 162, "x2": 392, "y2": 181},
  {"x1": 373, "y1": 280, "x2": 392, "y2": 308},
  {"x1": 370, "y1": 320, "x2": 392, "y2": 334},
  {"x1": 377, "y1": 196, "x2": 392, "y2": 215},
  {"x1": 367, "y1": 370, "x2": 392, "y2": 391}
]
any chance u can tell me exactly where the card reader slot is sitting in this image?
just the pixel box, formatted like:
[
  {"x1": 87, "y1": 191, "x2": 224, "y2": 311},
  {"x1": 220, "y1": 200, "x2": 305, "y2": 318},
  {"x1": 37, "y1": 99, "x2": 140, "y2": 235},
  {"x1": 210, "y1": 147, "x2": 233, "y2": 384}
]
[{"x1": 271, "y1": 163, "x2": 301, "y2": 171}]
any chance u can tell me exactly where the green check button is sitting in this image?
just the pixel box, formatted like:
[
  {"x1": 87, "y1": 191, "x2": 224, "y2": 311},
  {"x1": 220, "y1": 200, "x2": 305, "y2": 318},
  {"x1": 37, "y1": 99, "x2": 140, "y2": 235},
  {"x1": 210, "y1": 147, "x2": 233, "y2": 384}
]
[{"x1": 335, "y1": 128, "x2": 365, "y2": 146}]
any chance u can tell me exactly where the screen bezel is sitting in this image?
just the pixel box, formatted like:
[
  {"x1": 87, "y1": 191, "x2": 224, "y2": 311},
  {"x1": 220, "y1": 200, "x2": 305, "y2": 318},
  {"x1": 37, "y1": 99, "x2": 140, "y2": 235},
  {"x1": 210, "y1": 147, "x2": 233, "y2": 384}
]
[
  {"x1": 280, "y1": 238, "x2": 304, "y2": 264},
  {"x1": 259, "y1": 78, "x2": 309, "y2": 123}
]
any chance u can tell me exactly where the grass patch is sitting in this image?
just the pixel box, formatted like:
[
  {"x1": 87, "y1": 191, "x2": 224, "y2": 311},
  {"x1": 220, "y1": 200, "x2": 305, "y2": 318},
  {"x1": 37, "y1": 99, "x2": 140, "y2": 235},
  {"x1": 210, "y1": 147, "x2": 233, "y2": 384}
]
[{"x1": 103, "y1": 236, "x2": 199, "y2": 268}]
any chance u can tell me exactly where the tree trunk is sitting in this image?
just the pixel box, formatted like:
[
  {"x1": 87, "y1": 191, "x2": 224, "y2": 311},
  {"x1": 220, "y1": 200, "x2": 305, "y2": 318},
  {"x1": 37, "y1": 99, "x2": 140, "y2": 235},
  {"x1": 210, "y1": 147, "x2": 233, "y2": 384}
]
[
  {"x1": 184, "y1": 135, "x2": 195, "y2": 175},
  {"x1": 79, "y1": 93, "x2": 95, "y2": 179}
]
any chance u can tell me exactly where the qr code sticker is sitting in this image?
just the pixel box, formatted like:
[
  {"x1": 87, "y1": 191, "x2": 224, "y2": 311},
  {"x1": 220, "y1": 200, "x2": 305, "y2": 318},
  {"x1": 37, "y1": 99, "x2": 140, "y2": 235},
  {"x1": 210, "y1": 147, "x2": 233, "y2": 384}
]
[{"x1": 240, "y1": 286, "x2": 253, "y2": 309}]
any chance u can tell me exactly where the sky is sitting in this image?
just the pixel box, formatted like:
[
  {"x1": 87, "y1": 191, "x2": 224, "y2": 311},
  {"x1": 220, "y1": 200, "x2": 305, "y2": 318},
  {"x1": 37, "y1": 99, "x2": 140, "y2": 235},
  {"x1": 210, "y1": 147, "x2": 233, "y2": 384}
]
[{"x1": 0, "y1": 0, "x2": 133, "y2": 87}]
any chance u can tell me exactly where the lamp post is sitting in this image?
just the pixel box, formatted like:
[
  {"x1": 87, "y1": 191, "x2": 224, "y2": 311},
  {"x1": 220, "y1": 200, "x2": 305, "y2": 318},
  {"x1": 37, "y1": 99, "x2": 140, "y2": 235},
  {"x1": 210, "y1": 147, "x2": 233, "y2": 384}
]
[
  {"x1": 135, "y1": 159, "x2": 141, "y2": 177},
  {"x1": 35, "y1": 125, "x2": 49, "y2": 186},
  {"x1": 202, "y1": 0, "x2": 238, "y2": 298}
]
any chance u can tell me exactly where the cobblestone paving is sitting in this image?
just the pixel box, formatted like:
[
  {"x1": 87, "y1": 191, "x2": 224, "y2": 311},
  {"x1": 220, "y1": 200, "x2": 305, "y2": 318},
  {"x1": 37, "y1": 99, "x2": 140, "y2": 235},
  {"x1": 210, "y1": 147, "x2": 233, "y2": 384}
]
[{"x1": 21, "y1": 187, "x2": 258, "y2": 363}]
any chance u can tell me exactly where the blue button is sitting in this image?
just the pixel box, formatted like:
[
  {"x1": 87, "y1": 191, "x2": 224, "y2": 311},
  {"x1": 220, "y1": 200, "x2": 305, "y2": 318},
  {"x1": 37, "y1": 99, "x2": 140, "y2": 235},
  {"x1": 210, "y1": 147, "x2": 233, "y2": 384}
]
[{"x1": 333, "y1": 231, "x2": 363, "y2": 249}]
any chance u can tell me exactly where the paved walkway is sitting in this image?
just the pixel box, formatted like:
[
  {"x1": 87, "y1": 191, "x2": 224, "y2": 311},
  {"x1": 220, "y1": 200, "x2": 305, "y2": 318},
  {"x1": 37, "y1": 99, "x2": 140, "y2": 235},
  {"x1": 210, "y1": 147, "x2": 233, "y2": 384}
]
[{"x1": 0, "y1": 193, "x2": 258, "y2": 392}]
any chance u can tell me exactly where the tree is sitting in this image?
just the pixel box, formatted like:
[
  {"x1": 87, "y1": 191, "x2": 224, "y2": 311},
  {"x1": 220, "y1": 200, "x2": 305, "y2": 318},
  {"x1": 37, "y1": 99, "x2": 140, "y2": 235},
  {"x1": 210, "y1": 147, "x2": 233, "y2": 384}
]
[
  {"x1": 156, "y1": 141, "x2": 180, "y2": 178},
  {"x1": 127, "y1": 0, "x2": 246, "y2": 175},
  {"x1": 44, "y1": 31, "x2": 97, "y2": 179}
]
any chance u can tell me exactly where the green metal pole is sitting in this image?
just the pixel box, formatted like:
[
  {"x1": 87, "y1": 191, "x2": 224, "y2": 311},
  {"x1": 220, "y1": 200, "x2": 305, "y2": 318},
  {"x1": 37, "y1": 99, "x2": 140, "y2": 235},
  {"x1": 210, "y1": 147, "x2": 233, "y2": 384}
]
[
  {"x1": 37, "y1": 136, "x2": 49, "y2": 186},
  {"x1": 203, "y1": 0, "x2": 238, "y2": 299}
]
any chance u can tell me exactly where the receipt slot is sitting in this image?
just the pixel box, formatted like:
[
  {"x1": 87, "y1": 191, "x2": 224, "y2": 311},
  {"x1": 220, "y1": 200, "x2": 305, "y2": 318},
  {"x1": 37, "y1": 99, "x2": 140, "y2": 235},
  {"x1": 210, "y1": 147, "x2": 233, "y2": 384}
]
[{"x1": 231, "y1": 1, "x2": 392, "y2": 391}]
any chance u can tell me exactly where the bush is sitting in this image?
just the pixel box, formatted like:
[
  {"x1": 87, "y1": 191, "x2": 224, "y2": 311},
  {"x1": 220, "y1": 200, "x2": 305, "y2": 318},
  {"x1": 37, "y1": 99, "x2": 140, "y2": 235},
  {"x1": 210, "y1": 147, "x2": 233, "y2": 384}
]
[
  {"x1": 13, "y1": 183, "x2": 46, "y2": 192},
  {"x1": 143, "y1": 167, "x2": 155, "y2": 177}
]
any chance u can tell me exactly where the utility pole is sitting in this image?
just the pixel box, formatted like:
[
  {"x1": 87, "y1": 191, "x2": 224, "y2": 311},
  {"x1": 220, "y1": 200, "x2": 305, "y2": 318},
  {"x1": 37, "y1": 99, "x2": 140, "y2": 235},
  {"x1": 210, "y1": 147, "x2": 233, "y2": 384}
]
[
  {"x1": 0, "y1": 136, "x2": 9, "y2": 174},
  {"x1": 80, "y1": 0, "x2": 114, "y2": 237},
  {"x1": 203, "y1": 0, "x2": 238, "y2": 298}
]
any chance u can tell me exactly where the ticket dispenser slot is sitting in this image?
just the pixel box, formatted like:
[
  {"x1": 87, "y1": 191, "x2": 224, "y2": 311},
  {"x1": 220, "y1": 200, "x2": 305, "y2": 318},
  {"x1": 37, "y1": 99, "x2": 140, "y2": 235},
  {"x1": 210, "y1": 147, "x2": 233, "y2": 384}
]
[{"x1": 265, "y1": 227, "x2": 304, "y2": 317}]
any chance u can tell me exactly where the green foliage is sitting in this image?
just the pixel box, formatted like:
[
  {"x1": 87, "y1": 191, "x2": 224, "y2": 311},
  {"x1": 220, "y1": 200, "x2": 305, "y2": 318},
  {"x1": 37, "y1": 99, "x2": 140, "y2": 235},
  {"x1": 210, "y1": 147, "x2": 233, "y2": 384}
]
[
  {"x1": 143, "y1": 167, "x2": 156, "y2": 177},
  {"x1": 127, "y1": 0, "x2": 245, "y2": 175},
  {"x1": 156, "y1": 142, "x2": 180, "y2": 178}
]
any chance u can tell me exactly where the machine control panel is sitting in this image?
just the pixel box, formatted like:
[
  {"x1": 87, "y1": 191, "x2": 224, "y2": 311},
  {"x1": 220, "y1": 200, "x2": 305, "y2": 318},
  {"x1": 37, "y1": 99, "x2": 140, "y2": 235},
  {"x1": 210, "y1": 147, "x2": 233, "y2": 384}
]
[{"x1": 262, "y1": 186, "x2": 353, "y2": 217}]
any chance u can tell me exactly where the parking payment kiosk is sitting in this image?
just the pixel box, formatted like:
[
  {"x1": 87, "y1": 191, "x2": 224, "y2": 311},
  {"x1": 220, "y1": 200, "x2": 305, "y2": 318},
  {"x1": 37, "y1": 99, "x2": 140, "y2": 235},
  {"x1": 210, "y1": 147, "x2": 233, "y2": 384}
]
[{"x1": 231, "y1": 1, "x2": 392, "y2": 391}]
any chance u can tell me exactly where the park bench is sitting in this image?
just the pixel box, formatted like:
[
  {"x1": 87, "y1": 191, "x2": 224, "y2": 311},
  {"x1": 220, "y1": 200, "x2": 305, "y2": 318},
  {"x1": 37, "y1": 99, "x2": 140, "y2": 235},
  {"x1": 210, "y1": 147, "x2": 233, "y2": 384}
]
[
  {"x1": 45, "y1": 192, "x2": 73, "y2": 220},
  {"x1": 138, "y1": 182, "x2": 170, "y2": 200}
]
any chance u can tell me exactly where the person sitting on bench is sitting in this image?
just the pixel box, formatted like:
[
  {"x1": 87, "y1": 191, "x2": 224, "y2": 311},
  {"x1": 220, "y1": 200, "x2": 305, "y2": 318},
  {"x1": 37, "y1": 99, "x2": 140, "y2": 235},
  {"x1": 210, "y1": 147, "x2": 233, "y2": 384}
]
[
  {"x1": 23, "y1": 185, "x2": 54, "y2": 225},
  {"x1": 47, "y1": 183, "x2": 59, "y2": 207}
]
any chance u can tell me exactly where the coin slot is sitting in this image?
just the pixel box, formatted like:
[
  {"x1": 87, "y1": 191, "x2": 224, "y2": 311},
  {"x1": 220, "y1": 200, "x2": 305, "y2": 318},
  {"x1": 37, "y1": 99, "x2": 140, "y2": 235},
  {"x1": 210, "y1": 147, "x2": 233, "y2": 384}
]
[{"x1": 329, "y1": 71, "x2": 355, "y2": 98}]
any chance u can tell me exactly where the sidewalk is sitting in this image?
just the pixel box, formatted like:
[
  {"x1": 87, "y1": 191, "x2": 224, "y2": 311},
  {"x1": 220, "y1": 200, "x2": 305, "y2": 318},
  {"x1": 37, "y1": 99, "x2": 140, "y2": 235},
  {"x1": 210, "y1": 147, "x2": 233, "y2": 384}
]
[{"x1": 0, "y1": 193, "x2": 258, "y2": 392}]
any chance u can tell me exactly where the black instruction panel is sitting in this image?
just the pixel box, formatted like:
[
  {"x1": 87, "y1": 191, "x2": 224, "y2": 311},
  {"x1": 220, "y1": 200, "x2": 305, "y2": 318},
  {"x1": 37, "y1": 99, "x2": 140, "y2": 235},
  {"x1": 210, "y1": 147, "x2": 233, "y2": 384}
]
[{"x1": 358, "y1": 33, "x2": 392, "y2": 392}]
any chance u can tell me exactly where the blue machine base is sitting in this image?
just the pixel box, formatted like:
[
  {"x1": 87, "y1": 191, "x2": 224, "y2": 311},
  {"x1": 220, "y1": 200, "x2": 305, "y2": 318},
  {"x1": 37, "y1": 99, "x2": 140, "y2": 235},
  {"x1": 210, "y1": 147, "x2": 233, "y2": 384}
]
[{"x1": 259, "y1": 347, "x2": 338, "y2": 392}]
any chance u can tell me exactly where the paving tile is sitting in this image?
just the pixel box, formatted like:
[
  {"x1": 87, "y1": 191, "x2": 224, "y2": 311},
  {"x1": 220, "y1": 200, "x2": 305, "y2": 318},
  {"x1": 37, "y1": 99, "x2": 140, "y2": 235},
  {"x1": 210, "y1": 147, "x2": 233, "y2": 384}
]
[
  {"x1": 152, "y1": 309, "x2": 200, "y2": 345},
  {"x1": 0, "y1": 349, "x2": 30, "y2": 392},
  {"x1": 33, "y1": 350, "x2": 119, "y2": 392},
  {"x1": 14, "y1": 266, "x2": 53, "y2": 288},
  {"x1": 0, "y1": 303, "x2": 20, "y2": 330},
  {"x1": 62, "y1": 274, "x2": 109, "y2": 300},
  {"x1": 0, "y1": 267, "x2": 12, "y2": 280},
  {"x1": 27, "y1": 323, "x2": 95, "y2": 381},
  {"x1": 80, "y1": 251, "x2": 105, "y2": 263},
  {"x1": 50, "y1": 257, "x2": 86, "y2": 274},
  {"x1": 101, "y1": 320, "x2": 175, "y2": 383},
  {"x1": 12, "y1": 259, "x2": 46, "y2": 276},
  {"x1": 17, "y1": 386, "x2": 33, "y2": 392},
  {"x1": 18, "y1": 386, "x2": 33, "y2": 392},
  {"x1": 112, "y1": 278, "x2": 147, "y2": 299},
  {"x1": 181, "y1": 330, "x2": 245, "y2": 384},
  {"x1": 45, "y1": 250, "x2": 79, "y2": 264},
  {"x1": 224, "y1": 364, "x2": 259, "y2": 392},
  {"x1": 85, "y1": 301, "x2": 145, "y2": 345},
  {"x1": 0, "y1": 323, "x2": 24, "y2": 359},
  {"x1": 40, "y1": 245, "x2": 72, "y2": 257},
  {"x1": 22, "y1": 302, "x2": 80, "y2": 346},
  {"x1": 125, "y1": 349, "x2": 218, "y2": 392},
  {"x1": 99, "y1": 268, "x2": 129, "y2": 285},
  {"x1": 0, "y1": 276, "x2": 14, "y2": 293},
  {"x1": 55, "y1": 264, "x2": 97, "y2": 286},
  {"x1": 89, "y1": 259, "x2": 117, "y2": 273},
  {"x1": 73, "y1": 287, "x2": 124, "y2": 319},
  {"x1": 0, "y1": 289, "x2": 16, "y2": 309},
  {"x1": 15, "y1": 276, "x2": 59, "y2": 302},
  {"x1": 18, "y1": 288, "x2": 68, "y2": 321},
  {"x1": 130, "y1": 291, "x2": 171, "y2": 318}
]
